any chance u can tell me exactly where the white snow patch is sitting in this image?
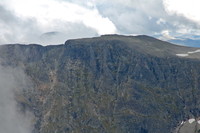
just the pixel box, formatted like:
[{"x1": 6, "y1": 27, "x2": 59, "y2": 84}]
[
  {"x1": 176, "y1": 54, "x2": 189, "y2": 57},
  {"x1": 188, "y1": 49, "x2": 200, "y2": 54},
  {"x1": 188, "y1": 118, "x2": 195, "y2": 124},
  {"x1": 181, "y1": 121, "x2": 184, "y2": 125},
  {"x1": 198, "y1": 120, "x2": 200, "y2": 124},
  {"x1": 176, "y1": 49, "x2": 200, "y2": 57}
]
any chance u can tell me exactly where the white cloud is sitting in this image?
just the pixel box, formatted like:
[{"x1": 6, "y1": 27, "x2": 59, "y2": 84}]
[
  {"x1": 0, "y1": 0, "x2": 116, "y2": 35},
  {"x1": 161, "y1": 30, "x2": 176, "y2": 40},
  {"x1": 0, "y1": 0, "x2": 117, "y2": 44},
  {"x1": 163, "y1": 0, "x2": 200, "y2": 23},
  {"x1": 156, "y1": 18, "x2": 166, "y2": 25},
  {"x1": 94, "y1": 0, "x2": 200, "y2": 41},
  {"x1": 1, "y1": 0, "x2": 200, "y2": 45},
  {"x1": 94, "y1": 0, "x2": 168, "y2": 35}
]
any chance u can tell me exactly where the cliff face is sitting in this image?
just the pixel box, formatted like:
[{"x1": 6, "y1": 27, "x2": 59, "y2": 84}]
[{"x1": 1, "y1": 35, "x2": 200, "y2": 133}]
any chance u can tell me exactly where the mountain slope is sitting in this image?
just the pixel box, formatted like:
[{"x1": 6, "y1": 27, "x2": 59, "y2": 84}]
[{"x1": 1, "y1": 35, "x2": 200, "y2": 133}]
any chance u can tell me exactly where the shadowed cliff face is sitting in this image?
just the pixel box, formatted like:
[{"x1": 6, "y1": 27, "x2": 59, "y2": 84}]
[{"x1": 1, "y1": 35, "x2": 200, "y2": 133}]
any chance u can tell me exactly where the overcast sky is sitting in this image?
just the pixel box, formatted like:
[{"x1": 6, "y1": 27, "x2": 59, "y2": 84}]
[{"x1": 0, "y1": 0, "x2": 200, "y2": 45}]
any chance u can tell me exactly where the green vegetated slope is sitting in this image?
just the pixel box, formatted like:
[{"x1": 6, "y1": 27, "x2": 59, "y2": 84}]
[{"x1": 1, "y1": 35, "x2": 200, "y2": 133}]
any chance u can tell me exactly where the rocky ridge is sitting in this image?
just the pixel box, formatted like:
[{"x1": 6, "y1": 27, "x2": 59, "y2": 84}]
[{"x1": 1, "y1": 35, "x2": 200, "y2": 133}]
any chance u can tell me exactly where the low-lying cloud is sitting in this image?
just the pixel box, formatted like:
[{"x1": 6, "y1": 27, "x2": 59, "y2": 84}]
[{"x1": 0, "y1": 65, "x2": 33, "y2": 133}]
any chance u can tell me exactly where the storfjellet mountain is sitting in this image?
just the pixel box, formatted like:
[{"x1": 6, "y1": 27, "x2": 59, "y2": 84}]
[{"x1": 1, "y1": 35, "x2": 200, "y2": 133}]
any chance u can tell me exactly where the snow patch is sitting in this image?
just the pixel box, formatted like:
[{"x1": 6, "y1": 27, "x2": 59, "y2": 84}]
[
  {"x1": 176, "y1": 54, "x2": 188, "y2": 57},
  {"x1": 181, "y1": 121, "x2": 184, "y2": 125},
  {"x1": 188, "y1": 118, "x2": 195, "y2": 124},
  {"x1": 176, "y1": 49, "x2": 200, "y2": 57},
  {"x1": 188, "y1": 49, "x2": 200, "y2": 54},
  {"x1": 198, "y1": 120, "x2": 200, "y2": 124}
]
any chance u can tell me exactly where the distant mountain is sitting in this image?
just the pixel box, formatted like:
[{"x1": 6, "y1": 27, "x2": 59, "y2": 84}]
[
  {"x1": 39, "y1": 31, "x2": 66, "y2": 45},
  {"x1": 169, "y1": 38, "x2": 200, "y2": 48},
  {"x1": 1, "y1": 35, "x2": 200, "y2": 133}
]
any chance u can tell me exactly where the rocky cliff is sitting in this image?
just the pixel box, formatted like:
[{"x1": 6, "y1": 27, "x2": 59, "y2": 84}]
[{"x1": 1, "y1": 35, "x2": 200, "y2": 133}]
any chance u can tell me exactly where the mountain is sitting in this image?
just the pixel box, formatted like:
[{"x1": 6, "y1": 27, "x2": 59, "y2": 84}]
[
  {"x1": 1, "y1": 35, "x2": 200, "y2": 133},
  {"x1": 169, "y1": 38, "x2": 200, "y2": 48},
  {"x1": 39, "y1": 31, "x2": 66, "y2": 45}
]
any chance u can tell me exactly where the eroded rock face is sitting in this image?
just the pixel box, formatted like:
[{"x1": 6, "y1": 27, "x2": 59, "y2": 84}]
[{"x1": 1, "y1": 35, "x2": 200, "y2": 133}]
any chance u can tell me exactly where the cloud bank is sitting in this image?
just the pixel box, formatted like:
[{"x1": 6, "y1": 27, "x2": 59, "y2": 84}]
[
  {"x1": 0, "y1": 0, "x2": 116, "y2": 45},
  {"x1": 0, "y1": 66, "x2": 33, "y2": 133},
  {"x1": 0, "y1": 0, "x2": 200, "y2": 45}
]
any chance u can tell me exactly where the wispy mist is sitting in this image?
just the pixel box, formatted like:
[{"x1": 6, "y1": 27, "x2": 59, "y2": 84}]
[{"x1": 0, "y1": 66, "x2": 34, "y2": 133}]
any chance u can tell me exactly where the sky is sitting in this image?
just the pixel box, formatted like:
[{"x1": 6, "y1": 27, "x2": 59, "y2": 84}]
[{"x1": 0, "y1": 0, "x2": 200, "y2": 45}]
